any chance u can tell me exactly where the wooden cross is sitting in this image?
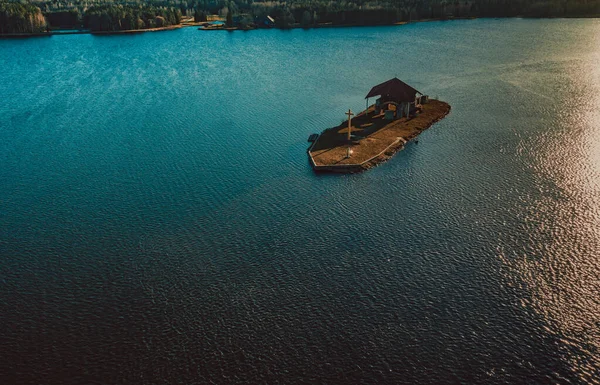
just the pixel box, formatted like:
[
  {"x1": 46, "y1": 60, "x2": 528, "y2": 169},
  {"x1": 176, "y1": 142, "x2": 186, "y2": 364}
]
[{"x1": 345, "y1": 109, "x2": 354, "y2": 141}]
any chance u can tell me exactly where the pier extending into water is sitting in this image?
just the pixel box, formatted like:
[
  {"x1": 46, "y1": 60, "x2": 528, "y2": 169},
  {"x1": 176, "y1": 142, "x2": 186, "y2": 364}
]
[{"x1": 308, "y1": 99, "x2": 451, "y2": 173}]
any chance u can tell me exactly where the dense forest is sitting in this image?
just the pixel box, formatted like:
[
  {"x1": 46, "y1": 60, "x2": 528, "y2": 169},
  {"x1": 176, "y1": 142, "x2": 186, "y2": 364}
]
[
  {"x1": 1, "y1": 1, "x2": 182, "y2": 32},
  {"x1": 1, "y1": 0, "x2": 599, "y2": 34},
  {"x1": 84, "y1": 5, "x2": 181, "y2": 31},
  {"x1": 0, "y1": 0, "x2": 47, "y2": 33}
]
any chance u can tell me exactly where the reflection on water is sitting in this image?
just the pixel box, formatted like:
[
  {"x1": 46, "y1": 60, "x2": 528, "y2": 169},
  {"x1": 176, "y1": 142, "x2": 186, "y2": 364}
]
[
  {"x1": 497, "y1": 49, "x2": 600, "y2": 384},
  {"x1": 0, "y1": 18, "x2": 599, "y2": 384}
]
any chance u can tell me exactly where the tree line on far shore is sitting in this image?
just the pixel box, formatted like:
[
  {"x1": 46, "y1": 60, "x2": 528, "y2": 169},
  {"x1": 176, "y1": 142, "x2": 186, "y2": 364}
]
[
  {"x1": 0, "y1": 0, "x2": 46, "y2": 34},
  {"x1": 1, "y1": 0, "x2": 599, "y2": 34},
  {"x1": 0, "y1": 1, "x2": 182, "y2": 33},
  {"x1": 240, "y1": 0, "x2": 600, "y2": 28},
  {"x1": 187, "y1": 0, "x2": 600, "y2": 29},
  {"x1": 84, "y1": 5, "x2": 181, "y2": 31}
]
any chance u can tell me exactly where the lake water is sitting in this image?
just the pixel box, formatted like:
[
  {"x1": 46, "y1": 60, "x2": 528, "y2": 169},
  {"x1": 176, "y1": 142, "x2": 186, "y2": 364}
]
[{"x1": 1, "y1": 19, "x2": 599, "y2": 384}]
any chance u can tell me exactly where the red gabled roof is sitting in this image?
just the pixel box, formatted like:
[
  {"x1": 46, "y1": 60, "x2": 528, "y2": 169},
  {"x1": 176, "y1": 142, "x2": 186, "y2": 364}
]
[{"x1": 365, "y1": 78, "x2": 421, "y2": 102}]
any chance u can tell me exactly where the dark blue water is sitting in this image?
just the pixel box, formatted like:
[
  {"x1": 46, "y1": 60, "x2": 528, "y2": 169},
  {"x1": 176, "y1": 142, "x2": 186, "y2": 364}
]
[{"x1": 1, "y1": 19, "x2": 599, "y2": 384}]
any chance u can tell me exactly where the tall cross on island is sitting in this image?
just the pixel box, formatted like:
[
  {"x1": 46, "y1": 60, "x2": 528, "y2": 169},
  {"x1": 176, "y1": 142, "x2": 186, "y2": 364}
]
[
  {"x1": 345, "y1": 109, "x2": 354, "y2": 159},
  {"x1": 345, "y1": 109, "x2": 354, "y2": 142}
]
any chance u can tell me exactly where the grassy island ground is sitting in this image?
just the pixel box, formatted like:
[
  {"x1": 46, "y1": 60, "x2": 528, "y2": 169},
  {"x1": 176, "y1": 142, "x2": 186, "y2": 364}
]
[{"x1": 308, "y1": 99, "x2": 450, "y2": 172}]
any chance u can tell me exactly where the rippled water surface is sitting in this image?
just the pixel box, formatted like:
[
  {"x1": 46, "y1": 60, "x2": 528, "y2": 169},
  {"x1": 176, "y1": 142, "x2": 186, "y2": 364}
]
[{"x1": 1, "y1": 18, "x2": 599, "y2": 384}]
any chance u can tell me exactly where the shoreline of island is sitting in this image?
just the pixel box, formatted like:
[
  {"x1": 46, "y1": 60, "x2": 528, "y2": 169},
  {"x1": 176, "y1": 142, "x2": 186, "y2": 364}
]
[{"x1": 308, "y1": 99, "x2": 451, "y2": 173}]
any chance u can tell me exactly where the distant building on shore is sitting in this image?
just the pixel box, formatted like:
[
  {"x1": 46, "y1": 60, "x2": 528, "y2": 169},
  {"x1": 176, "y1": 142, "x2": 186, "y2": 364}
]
[{"x1": 256, "y1": 15, "x2": 275, "y2": 28}]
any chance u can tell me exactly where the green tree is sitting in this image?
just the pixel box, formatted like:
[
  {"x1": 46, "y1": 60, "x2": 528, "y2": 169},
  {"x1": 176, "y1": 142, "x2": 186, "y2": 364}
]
[
  {"x1": 300, "y1": 10, "x2": 312, "y2": 27},
  {"x1": 194, "y1": 9, "x2": 207, "y2": 22},
  {"x1": 226, "y1": 9, "x2": 233, "y2": 26},
  {"x1": 274, "y1": 7, "x2": 294, "y2": 28}
]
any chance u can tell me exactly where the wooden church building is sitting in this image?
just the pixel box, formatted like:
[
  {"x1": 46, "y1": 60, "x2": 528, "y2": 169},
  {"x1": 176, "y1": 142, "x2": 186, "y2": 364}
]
[{"x1": 365, "y1": 78, "x2": 428, "y2": 120}]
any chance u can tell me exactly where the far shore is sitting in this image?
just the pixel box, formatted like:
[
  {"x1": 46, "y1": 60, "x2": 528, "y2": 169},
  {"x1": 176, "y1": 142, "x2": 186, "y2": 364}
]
[
  {"x1": 0, "y1": 24, "x2": 183, "y2": 38},
  {"x1": 1, "y1": 15, "x2": 598, "y2": 38},
  {"x1": 91, "y1": 24, "x2": 182, "y2": 35},
  {"x1": 198, "y1": 14, "x2": 600, "y2": 32}
]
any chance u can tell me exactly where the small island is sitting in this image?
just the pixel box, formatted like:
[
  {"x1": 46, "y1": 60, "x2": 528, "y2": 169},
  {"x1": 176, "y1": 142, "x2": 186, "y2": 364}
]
[{"x1": 308, "y1": 78, "x2": 451, "y2": 173}]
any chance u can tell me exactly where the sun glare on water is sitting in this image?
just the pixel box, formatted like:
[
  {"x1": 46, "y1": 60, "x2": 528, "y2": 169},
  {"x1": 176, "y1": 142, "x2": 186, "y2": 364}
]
[{"x1": 499, "y1": 23, "x2": 600, "y2": 383}]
